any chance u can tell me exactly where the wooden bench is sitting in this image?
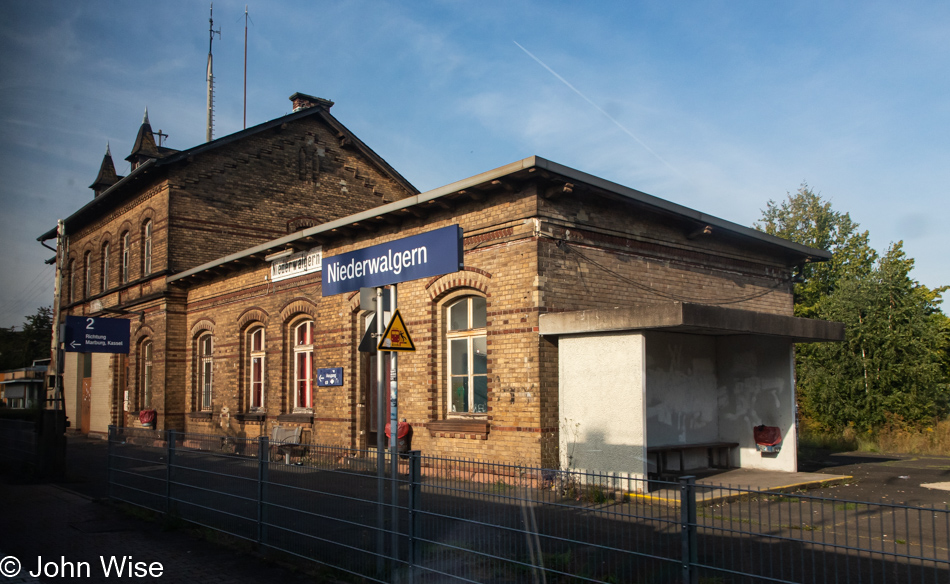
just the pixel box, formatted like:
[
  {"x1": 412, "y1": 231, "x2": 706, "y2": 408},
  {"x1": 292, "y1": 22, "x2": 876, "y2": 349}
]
[{"x1": 647, "y1": 441, "x2": 739, "y2": 478}]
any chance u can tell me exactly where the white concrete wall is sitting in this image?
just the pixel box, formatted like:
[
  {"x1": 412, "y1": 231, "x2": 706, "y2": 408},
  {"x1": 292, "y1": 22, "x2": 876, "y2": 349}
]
[
  {"x1": 558, "y1": 332, "x2": 647, "y2": 483},
  {"x1": 90, "y1": 353, "x2": 113, "y2": 434},
  {"x1": 716, "y1": 336, "x2": 797, "y2": 472},
  {"x1": 644, "y1": 332, "x2": 719, "y2": 471},
  {"x1": 62, "y1": 352, "x2": 81, "y2": 431}
]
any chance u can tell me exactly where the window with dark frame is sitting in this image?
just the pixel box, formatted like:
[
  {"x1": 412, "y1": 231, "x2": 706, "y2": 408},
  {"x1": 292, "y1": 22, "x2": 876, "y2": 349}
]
[{"x1": 199, "y1": 334, "x2": 213, "y2": 411}]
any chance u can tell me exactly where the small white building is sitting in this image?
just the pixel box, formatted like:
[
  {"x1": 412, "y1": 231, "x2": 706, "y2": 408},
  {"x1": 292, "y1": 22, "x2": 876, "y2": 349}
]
[{"x1": 540, "y1": 302, "x2": 843, "y2": 482}]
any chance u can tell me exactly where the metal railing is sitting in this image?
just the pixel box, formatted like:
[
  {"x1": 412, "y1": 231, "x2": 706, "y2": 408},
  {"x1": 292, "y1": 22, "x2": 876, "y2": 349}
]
[{"x1": 107, "y1": 426, "x2": 950, "y2": 583}]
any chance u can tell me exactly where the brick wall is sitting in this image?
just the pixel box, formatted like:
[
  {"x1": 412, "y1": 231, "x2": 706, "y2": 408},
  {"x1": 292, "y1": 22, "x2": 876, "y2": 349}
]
[{"x1": 167, "y1": 115, "x2": 415, "y2": 272}]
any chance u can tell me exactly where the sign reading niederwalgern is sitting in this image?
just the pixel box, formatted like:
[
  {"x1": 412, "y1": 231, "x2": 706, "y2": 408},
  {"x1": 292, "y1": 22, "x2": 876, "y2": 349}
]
[
  {"x1": 378, "y1": 310, "x2": 416, "y2": 352},
  {"x1": 63, "y1": 316, "x2": 130, "y2": 354},
  {"x1": 317, "y1": 367, "x2": 344, "y2": 387},
  {"x1": 271, "y1": 247, "x2": 322, "y2": 282},
  {"x1": 321, "y1": 225, "x2": 463, "y2": 296}
]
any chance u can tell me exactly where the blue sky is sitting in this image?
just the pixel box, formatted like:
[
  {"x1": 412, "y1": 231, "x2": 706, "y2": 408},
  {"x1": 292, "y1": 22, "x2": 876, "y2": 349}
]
[{"x1": 1, "y1": 1, "x2": 947, "y2": 328}]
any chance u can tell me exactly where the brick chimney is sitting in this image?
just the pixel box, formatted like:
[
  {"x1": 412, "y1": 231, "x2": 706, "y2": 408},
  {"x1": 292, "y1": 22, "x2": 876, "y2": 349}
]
[{"x1": 289, "y1": 92, "x2": 334, "y2": 112}]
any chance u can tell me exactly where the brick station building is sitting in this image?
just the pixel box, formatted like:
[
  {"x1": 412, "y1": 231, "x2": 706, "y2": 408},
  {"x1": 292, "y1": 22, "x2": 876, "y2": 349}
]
[{"x1": 41, "y1": 92, "x2": 842, "y2": 477}]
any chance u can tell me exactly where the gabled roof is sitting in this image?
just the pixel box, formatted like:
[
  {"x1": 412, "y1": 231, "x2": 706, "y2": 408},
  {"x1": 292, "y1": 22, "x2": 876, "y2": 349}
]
[
  {"x1": 169, "y1": 156, "x2": 831, "y2": 286},
  {"x1": 39, "y1": 97, "x2": 419, "y2": 242}
]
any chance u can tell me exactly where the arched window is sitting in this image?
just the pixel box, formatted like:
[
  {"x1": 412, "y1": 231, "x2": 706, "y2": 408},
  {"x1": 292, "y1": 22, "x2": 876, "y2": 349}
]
[
  {"x1": 198, "y1": 333, "x2": 213, "y2": 411},
  {"x1": 101, "y1": 241, "x2": 110, "y2": 292},
  {"x1": 248, "y1": 327, "x2": 265, "y2": 411},
  {"x1": 141, "y1": 340, "x2": 153, "y2": 409},
  {"x1": 121, "y1": 231, "x2": 130, "y2": 284},
  {"x1": 293, "y1": 320, "x2": 314, "y2": 411},
  {"x1": 83, "y1": 251, "x2": 92, "y2": 298},
  {"x1": 142, "y1": 220, "x2": 152, "y2": 275},
  {"x1": 446, "y1": 296, "x2": 488, "y2": 414}
]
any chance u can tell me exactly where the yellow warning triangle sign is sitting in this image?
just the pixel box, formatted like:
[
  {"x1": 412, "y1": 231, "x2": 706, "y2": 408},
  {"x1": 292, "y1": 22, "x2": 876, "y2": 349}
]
[{"x1": 377, "y1": 310, "x2": 416, "y2": 352}]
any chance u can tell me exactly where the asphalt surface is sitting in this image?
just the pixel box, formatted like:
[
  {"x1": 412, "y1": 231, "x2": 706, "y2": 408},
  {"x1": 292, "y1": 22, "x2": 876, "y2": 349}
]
[
  {"x1": 2, "y1": 434, "x2": 949, "y2": 584},
  {"x1": 799, "y1": 449, "x2": 950, "y2": 509}
]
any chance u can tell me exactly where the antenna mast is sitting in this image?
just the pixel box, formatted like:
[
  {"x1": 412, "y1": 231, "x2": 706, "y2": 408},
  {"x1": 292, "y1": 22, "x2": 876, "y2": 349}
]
[
  {"x1": 243, "y1": 5, "x2": 248, "y2": 129},
  {"x1": 206, "y1": 3, "x2": 221, "y2": 142}
]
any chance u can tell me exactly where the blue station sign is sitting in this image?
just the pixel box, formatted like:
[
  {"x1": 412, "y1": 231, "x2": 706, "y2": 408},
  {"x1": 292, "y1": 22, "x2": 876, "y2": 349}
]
[
  {"x1": 317, "y1": 367, "x2": 344, "y2": 387},
  {"x1": 322, "y1": 225, "x2": 463, "y2": 296},
  {"x1": 63, "y1": 316, "x2": 130, "y2": 354}
]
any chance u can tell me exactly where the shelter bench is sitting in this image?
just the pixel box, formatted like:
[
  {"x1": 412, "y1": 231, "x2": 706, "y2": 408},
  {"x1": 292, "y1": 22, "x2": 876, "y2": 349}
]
[
  {"x1": 271, "y1": 425, "x2": 307, "y2": 465},
  {"x1": 648, "y1": 441, "x2": 739, "y2": 479}
]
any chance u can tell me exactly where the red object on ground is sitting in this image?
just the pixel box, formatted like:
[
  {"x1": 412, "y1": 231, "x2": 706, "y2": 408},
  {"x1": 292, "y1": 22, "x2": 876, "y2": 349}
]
[
  {"x1": 754, "y1": 425, "x2": 782, "y2": 446},
  {"x1": 385, "y1": 421, "x2": 410, "y2": 439}
]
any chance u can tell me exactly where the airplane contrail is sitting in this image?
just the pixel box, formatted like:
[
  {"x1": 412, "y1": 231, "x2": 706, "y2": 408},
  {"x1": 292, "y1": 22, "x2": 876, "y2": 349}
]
[{"x1": 513, "y1": 41, "x2": 682, "y2": 177}]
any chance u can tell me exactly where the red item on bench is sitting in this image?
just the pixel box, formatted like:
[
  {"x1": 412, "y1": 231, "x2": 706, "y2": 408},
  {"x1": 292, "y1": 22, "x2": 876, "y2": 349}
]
[{"x1": 754, "y1": 425, "x2": 782, "y2": 446}]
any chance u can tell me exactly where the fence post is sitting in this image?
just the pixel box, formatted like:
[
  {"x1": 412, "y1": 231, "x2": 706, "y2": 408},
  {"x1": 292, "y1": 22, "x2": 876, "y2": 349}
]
[
  {"x1": 679, "y1": 475, "x2": 698, "y2": 584},
  {"x1": 407, "y1": 450, "x2": 421, "y2": 583},
  {"x1": 166, "y1": 429, "x2": 176, "y2": 514},
  {"x1": 107, "y1": 425, "x2": 115, "y2": 501},
  {"x1": 258, "y1": 436, "x2": 269, "y2": 546}
]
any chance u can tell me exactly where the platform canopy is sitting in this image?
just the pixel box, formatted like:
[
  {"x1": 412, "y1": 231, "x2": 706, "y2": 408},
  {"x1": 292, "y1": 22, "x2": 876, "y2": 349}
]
[{"x1": 539, "y1": 302, "x2": 844, "y2": 343}]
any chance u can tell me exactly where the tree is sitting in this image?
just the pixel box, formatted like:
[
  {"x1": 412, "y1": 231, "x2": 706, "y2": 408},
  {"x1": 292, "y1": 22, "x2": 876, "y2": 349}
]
[
  {"x1": 757, "y1": 184, "x2": 876, "y2": 318},
  {"x1": 757, "y1": 188, "x2": 949, "y2": 430},
  {"x1": 798, "y1": 244, "x2": 948, "y2": 430},
  {"x1": 0, "y1": 306, "x2": 52, "y2": 370}
]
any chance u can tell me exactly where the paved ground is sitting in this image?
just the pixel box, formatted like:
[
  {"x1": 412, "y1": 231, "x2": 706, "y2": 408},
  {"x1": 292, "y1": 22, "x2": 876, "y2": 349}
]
[
  {"x1": 0, "y1": 435, "x2": 344, "y2": 584},
  {"x1": 800, "y1": 449, "x2": 950, "y2": 508},
  {"x1": 3, "y1": 434, "x2": 949, "y2": 583}
]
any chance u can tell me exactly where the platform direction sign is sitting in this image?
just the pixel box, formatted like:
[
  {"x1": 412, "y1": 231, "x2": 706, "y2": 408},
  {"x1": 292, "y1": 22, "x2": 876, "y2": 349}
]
[
  {"x1": 63, "y1": 316, "x2": 130, "y2": 354},
  {"x1": 317, "y1": 367, "x2": 344, "y2": 387}
]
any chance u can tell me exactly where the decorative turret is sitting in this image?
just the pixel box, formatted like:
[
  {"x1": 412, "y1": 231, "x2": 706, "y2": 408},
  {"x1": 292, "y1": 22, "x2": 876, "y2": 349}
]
[
  {"x1": 89, "y1": 144, "x2": 122, "y2": 198},
  {"x1": 126, "y1": 108, "x2": 161, "y2": 170}
]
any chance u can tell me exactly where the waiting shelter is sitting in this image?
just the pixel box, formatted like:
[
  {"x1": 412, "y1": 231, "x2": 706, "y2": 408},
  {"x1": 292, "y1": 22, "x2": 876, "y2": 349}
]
[{"x1": 540, "y1": 302, "x2": 844, "y2": 482}]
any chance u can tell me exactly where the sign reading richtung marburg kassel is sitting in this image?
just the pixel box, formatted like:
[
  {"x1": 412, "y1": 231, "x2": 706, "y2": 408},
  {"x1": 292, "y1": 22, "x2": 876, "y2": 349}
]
[{"x1": 321, "y1": 225, "x2": 463, "y2": 296}]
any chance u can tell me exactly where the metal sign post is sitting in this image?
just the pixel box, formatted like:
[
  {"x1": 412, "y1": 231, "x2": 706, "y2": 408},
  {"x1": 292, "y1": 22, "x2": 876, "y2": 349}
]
[
  {"x1": 389, "y1": 284, "x2": 399, "y2": 563},
  {"x1": 375, "y1": 287, "x2": 385, "y2": 575}
]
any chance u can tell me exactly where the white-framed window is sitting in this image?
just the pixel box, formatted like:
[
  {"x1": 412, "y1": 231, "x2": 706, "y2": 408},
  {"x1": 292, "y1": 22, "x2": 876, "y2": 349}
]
[
  {"x1": 121, "y1": 231, "x2": 130, "y2": 284},
  {"x1": 142, "y1": 340, "x2": 153, "y2": 409},
  {"x1": 293, "y1": 320, "x2": 313, "y2": 411},
  {"x1": 83, "y1": 252, "x2": 92, "y2": 298},
  {"x1": 101, "y1": 241, "x2": 110, "y2": 292},
  {"x1": 248, "y1": 327, "x2": 265, "y2": 411},
  {"x1": 199, "y1": 334, "x2": 213, "y2": 411},
  {"x1": 446, "y1": 296, "x2": 488, "y2": 414},
  {"x1": 143, "y1": 220, "x2": 152, "y2": 275}
]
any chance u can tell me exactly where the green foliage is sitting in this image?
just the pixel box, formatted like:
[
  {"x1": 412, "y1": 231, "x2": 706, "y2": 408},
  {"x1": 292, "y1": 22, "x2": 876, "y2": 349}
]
[
  {"x1": 758, "y1": 187, "x2": 949, "y2": 431},
  {"x1": 0, "y1": 306, "x2": 53, "y2": 370},
  {"x1": 757, "y1": 185, "x2": 876, "y2": 318}
]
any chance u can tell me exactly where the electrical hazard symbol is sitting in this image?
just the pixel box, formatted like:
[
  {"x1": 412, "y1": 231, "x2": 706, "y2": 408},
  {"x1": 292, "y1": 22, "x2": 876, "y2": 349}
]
[{"x1": 377, "y1": 310, "x2": 416, "y2": 352}]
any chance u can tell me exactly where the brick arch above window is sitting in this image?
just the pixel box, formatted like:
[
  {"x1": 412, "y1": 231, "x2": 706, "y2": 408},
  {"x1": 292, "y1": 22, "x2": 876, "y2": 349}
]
[
  {"x1": 131, "y1": 324, "x2": 155, "y2": 347},
  {"x1": 237, "y1": 307, "x2": 269, "y2": 331},
  {"x1": 116, "y1": 220, "x2": 134, "y2": 238},
  {"x1": 190, "y1": 319, "x2": 216, "y2": 338},
  {"x1": 279, "y1": 298, "x2": 318, "y2": 322},
  {"x1": 136, "y1": 206, "x2": 157, "y2": 224},
  {"x1": 287, "y1": 216, "x2": 322, "y2": 233},
  {"x1": 346, "y1": 290, "x2": 363, "y2": 313},
  {"x1": 426, "y1": 268, "x2": 492, "y2": 302}
]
